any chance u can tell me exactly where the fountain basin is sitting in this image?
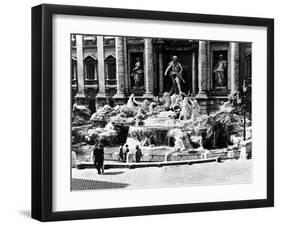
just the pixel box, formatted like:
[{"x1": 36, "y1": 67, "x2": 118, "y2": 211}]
[{"x1": 127, "y1": 126, "x2": 172, "y2": 146}]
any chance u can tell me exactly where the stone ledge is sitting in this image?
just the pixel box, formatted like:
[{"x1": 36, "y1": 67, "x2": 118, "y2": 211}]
[{"x1": 76, "y1": 157, "x2": 220, "y2": 170}]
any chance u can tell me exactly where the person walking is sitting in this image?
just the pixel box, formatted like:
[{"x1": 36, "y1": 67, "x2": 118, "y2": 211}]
[
  {"x1": 93, "y1": 142, "x2": 104, "y2": 174},
  {"x1": 119, "y1": 143, "x2": 124, "y2": 162},
  {"x1": 135, "y1": 145, "x2": 143, "y2": 163},
  {"x1": 123, "y1": 144, "x2": 129, "y2": 163}
]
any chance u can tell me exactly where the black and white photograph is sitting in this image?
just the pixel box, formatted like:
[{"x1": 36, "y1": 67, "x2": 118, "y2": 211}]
[
  {"x1": 31, "y1": 1, "x2": 274, "y2": 222},
  {"x1": 71, "y1": 35, "x2": 253, "y2": 191},
  {"x1": 0, "y1": 0, "x2": 278, "y2": 224}
]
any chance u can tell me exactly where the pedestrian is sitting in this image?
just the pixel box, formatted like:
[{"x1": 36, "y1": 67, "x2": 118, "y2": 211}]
[
  {"x1": 135, "y1": 145, "x2": 143, "y2": 163},
  {"x1": 119, "y1": 143, "x2": 124, "y2": 162},
  {"x1": 149, "y1": 135, "x2": 156, "y2": 146},
  {"x1": 93, "y1": 142, "x2": 104, "y2": 174},
  {"x1": 99, "y1": 142, "x2": 105, "y2": 174},
  {"x1": 123, "y1": 144, "x2": 129, "y2": 162}
]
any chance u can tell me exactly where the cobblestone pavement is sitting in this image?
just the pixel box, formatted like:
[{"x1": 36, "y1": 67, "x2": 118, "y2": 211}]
[{"x1": 71, "y1": 159, "x2": 252, "y2": 191}]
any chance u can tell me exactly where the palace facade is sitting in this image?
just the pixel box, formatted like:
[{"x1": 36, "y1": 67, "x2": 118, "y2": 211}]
[{"x1": 71, "y1": 34, "x2": 252, "y2": 114}]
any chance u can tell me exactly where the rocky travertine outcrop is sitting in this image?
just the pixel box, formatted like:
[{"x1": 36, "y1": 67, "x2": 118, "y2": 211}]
[
  {"x1": 72, "y1": 91, "x2": 252, "y2": 157},
  {"x1": 72, "y1": 103, "x2": 91, "y2": 126},
  {"x1": 90, "y1": 105, "x2": 119, "y2": 127},
  {"x1": 189, "y1": 104, "x2": 251, "y2": 149},
  {"x1": 84, "y1": 123, "x2": 129, "y2": 147},
  {"x1": 72, "y1": 124, "x2": 93, "y2": 144}
]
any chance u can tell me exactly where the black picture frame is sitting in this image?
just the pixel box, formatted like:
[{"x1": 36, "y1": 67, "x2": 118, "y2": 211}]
[{"x1": 32, "y1": 4, "x2": 274, "y2": 222}]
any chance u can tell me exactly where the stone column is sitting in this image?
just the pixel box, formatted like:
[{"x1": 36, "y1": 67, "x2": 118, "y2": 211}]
[
  {"x1": 123, "y1": 37, "x2": 129, "y2": 94},
  {"x1": 153, "y1": 51, "x2": 158, "y2": 91},
  {"x1": 229, "y1": 42, "x2": 240, "y2": 94},
  {"x1": 95, "y1": 36, "x2": 107, "y2": 109},
  {"x1": 158, "y1": 52, "x2": 164, "y2": 95},
  {"x1": 96, "y1": 36, "x2": 106, "y2": 98},
  {"x1": 196, "y1": 41, "x2": 209, "y2": 98},
  {"x1": 113, "y1": 37, "x2": 126, "y2": 102},
  {"x1": 191, "y1": 51, "x2": 197, "y2": 95},
  {"x1": 75, "y1": 34, "x2": 86, "y2": 104},
  {"x1": 143, "y1": 38, "x2": 154, "y2": 98}
]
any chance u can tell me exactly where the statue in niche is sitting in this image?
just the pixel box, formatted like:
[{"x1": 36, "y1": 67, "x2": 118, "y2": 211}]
[
  {"x1": 213, "y1": 54, "x2": 227, "y2": 88},
  {"x1": 131, "y1": 57, "x2": 144, "y2": 88},
  {"x1": 164, "y1": 55, "x2": 186, "y2": 95}
]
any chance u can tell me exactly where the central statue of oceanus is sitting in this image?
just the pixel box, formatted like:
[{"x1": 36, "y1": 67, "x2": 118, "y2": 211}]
[{"x1": 164, "y1": 55, "x2": 186, "y2": 95}]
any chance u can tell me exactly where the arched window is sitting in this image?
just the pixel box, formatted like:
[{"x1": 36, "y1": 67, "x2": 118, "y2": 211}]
[
  {"x1": 84, "y1": 55, "x2": 97, "y2": 80},
  {"x1": 105, "y1": 55, "x2": 116, "y2": 80}
]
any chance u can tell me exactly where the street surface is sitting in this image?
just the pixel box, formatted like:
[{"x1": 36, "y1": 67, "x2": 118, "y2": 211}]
[{"x1": 71, "y1": 159, "x2": 252, "y2": 190}]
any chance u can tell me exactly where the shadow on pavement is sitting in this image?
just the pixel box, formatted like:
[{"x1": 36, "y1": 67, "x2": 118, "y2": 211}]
[
  {"x1": 102, "y1": 171, "x2": 124, "y2": 175},
  {"x1": 18, "y1": 210, "x2": 30, "y2": 218},
  {"x1": 71, "y1": 178, "x2": 129, "y2": 190}
]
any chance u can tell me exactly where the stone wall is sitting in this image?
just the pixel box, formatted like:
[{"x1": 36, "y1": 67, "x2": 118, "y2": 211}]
[
  {"x1": 196, "y1": 96, "x2": 228, "y2": 115},
  {"x1": 71, "y1": 36, "x2": 250, "y2": 114}
]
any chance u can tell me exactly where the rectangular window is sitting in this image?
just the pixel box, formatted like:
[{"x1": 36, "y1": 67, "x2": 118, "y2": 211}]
[
  {"x1": 84, "y1": 61, "x2": 96, "y2": 80},
  {"x1": 107, "y1": 61, "x2": 116, "y2": 80},
  {"x1": 87, "y1": 63, "x2": 95, "y2": 80},
  {"x1": 71, "y1": 62, "x2": 77, "y2": 80}
]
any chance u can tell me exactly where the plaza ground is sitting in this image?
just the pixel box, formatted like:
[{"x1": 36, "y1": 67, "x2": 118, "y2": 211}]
[{"x1": 71, "y1": 159, "x2": 252, "y2": 190}]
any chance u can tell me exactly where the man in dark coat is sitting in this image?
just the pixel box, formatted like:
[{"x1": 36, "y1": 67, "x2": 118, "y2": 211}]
[
  {"x1": 135, "y1": 145, "x2": 143, "y2": 163},
  {"x1": 93, "y1": 142, "x2": 104, "y2": 174},
  {"x1": 119, "y1": 144, "x2": 124, "y2": 162},
  {"x1": 123, "y1": 144, "x2": 129, "y2": 163}
]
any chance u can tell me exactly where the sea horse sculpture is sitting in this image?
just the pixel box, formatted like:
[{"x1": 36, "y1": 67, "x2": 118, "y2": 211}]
[
  {"x1": 119, "y1": 94, "x2": 142, "y2": 117},
  {"x1": 170, "y1": 93, "x2": 183, "y2": 110},
  {"x1": 126, "y1": 94, "x2": 141, "y2": 109}
]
